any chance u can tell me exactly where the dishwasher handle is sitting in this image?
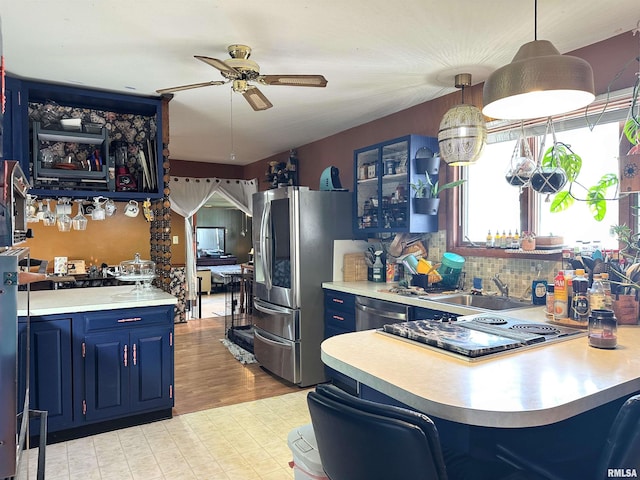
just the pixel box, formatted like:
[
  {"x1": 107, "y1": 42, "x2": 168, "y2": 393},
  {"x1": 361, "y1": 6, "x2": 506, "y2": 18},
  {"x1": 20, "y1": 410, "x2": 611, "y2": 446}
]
[{"x1": 355, "y1": 299, "x2": 409, "y2": 322}]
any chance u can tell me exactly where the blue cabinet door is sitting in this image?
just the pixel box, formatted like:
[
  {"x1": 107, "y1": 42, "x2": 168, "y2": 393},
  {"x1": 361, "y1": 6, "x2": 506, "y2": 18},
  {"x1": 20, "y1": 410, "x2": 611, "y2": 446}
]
[
  {"x1": 130, "y1": 326, "x2": 173, "y2": 412},
  {"x1": 18, "y1": 317, "x2": 73, "y2": 434},
  {"x1": 83, "y1": 331, "x2": 130, "y2": 422},
  {"x1": 2, "y1": 77, "x2": 24, "y2": 164}
]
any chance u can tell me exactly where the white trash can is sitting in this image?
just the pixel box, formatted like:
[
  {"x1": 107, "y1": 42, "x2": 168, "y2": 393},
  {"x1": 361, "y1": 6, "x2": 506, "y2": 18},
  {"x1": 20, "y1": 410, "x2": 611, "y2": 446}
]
[{"x1": 287, "y1": 423, "x2": 328, "y2": 480}]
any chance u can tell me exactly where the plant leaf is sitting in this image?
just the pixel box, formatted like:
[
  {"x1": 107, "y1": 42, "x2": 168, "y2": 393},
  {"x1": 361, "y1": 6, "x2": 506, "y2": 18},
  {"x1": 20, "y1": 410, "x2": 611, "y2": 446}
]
[
  {"x1": 596, "y1": 173, "x2": 619, "y2": 189},
  {"x1": 563, "y1": 151, "x2": 582, "y2": 182},
  {"x1": 623, "y1": 118, "x2": 640, "y2": 146},
  {"x1": 587, "y1": 189, "x2": 606, "y2": 221},
  {"x1": 550, "y1": 190, "x2": 574, "y2": 212},
  {"x1": 436, "y1": 179, "x2": 465, "y2": 196}
]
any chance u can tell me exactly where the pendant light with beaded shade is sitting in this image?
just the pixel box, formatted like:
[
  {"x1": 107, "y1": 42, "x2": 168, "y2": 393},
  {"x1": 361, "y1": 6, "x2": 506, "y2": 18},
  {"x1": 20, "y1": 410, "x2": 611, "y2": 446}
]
[{"x1": 438, "y1": 73, "x2": 487, "y2": 166}]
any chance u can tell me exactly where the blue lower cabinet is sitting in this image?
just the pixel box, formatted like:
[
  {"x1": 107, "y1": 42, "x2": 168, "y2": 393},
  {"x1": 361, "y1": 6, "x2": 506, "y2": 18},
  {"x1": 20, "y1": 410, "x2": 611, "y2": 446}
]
[
  {"x1": 323, "y1": 290, "x2": 357, "y2": 394},
  {"x1": 81, "y1": 307, "x2": 174, "y2": 424},
  {"x1": 18, "y1": 316, "x2": 74, "y2": 434},
  {"x1": 130, "y1": 326, "x2": 172, "y2": 412},
  {"x1": 18, "y1": 305, "x2": 174, "y2": 438},
  {"x1": 83, "y1": 331, "x2": 130, "y2": 422}
]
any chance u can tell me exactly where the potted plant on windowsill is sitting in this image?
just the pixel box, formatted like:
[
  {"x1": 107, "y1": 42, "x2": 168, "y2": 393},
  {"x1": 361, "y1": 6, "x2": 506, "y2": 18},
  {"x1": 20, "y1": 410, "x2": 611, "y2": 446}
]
[{"x1": 410, "y1": 177, "x2": 466, "y2": 215}]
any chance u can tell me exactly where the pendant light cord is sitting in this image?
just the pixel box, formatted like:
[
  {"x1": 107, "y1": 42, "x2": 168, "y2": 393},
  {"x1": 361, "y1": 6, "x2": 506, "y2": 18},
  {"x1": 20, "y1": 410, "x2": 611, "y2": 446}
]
[{"x1": 534, "y1": 0, "x2": 538, "y2": 41}]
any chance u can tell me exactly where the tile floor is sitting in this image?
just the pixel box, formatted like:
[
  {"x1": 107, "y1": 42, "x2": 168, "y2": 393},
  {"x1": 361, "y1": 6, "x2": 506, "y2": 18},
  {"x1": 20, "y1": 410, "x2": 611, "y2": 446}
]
[{"x1": 22, "y1": 390, "x2": 312, "y2": 480}]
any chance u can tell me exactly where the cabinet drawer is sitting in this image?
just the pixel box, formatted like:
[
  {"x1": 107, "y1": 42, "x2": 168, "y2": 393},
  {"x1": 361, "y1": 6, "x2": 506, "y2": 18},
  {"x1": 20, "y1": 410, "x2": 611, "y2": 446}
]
[
  {"x1": 325, "y1": 307, "x2": 356, "y2": 333},
  {"x1": 324, "y1": 290, "x2": 355, "y2": 314},
  {"x1": 82, "y1": 306, "x2": 172, "y2": 332}
]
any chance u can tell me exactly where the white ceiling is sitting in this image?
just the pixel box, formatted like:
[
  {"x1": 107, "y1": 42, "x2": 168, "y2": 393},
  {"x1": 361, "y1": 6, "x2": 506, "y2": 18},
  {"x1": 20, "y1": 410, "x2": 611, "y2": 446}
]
[{"x1": 1, "y1": 1, "x2": 638, "y2": 166}]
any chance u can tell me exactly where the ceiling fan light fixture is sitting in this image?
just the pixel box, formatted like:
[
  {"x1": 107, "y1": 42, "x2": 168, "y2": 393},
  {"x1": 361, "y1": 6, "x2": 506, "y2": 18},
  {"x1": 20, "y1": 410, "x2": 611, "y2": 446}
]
[
  {"x1": 438, "y1": 73, "x2": 487, "y2": 166},
  {"x1": 482, "y1": 39, "x2": 595, "y2": 120}
]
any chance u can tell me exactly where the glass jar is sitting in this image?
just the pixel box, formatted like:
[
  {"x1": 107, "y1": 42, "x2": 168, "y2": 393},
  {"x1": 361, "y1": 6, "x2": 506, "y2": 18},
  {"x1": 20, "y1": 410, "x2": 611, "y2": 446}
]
[
  {"x1": 588, "y1": 309, "x2": 617, "y2": 349},
  {"x1": 119, "y1": 253, "x2": 155, "y2": 278}
]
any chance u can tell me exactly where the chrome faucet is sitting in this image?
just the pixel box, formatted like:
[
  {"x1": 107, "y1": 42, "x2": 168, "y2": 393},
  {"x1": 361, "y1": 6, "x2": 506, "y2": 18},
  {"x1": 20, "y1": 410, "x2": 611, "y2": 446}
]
[{"x1": 493, "y1": 274, "x2": 509, "y2": 297}]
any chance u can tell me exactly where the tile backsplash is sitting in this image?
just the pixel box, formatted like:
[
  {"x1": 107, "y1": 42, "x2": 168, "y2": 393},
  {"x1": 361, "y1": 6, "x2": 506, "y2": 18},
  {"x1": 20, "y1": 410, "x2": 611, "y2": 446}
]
[{"x1": 427, "y1": 230, "x2": 562, "y2": 299}]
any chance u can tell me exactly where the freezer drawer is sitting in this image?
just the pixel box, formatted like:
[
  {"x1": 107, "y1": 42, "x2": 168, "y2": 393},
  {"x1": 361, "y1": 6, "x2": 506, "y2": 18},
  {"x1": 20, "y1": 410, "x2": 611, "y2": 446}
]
[
  {"x1": 253, "y1": 327, "x2": 300, "y2": 385},
  {"x1": 253, "y1": 298, "x2": 300, "y2": 341}
]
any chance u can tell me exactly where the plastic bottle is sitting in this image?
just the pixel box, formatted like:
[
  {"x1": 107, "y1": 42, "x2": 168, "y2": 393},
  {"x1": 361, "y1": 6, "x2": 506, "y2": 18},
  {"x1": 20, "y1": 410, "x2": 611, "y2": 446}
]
[
  {"x1": 501, "y1": 230, "x2": 507, "y2": 249},
  {"x1": 565, "y1": 270, "x2": 574, "y2": 319},
  {"x1": 372, "y1": 255, "x2": 385, "y2": 283},
  {"x1": 486, "y1": 230, "x2": 493, "y2": 248},
  {"x1": 590, "y1": 274, "x2": 606, "y2": 311},
  {"x1": 554, "y1": 270, "x2": 568, "y2": 323},
  {"x1": 546, "y1": 284, "x2": 555, "y2": 317},
  {"x1": 601, "y1": 272, "x2": 613, "y2": 309},
  {"x1": 571, "y1": 268, "x2": 590, "y2": 325}
]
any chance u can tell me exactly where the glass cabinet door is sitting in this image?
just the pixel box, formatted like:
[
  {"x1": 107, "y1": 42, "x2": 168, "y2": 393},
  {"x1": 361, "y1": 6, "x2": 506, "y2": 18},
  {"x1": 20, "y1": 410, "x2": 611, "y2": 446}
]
[
  {"x1": 355, "y1": 146, "x2": 380, "y2": 230},
  {"x1": 380, "y1": 140, "x2": 409, "y2": 230},
  {"x1": 354, "y1": 135, "x2": 439, "y2": 235}
]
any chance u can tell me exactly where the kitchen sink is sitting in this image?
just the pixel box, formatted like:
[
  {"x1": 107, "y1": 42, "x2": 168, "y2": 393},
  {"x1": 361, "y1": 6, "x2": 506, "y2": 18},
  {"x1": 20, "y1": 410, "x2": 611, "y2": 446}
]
[{"x1": 432, "y1": 294, "x2": 536, "y2": 311}]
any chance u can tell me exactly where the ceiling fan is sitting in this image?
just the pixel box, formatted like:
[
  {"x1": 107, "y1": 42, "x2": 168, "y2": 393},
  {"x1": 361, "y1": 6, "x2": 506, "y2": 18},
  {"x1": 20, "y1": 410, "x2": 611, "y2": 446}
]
[{"x1": 156, "y1": 44, "x2": 328, "y2": 111}]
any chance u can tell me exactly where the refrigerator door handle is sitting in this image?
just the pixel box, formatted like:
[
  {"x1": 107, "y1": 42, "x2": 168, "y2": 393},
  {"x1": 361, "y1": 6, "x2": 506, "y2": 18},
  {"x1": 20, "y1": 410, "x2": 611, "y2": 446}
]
[
  {"x1": 254, "y1": 328, "x2": 291, "y2": 347},
  {"x1": 254, "y1": 298, "x2": 294, "y2": 316},
  {"x1": 259, "y1": 199, "x2": 273, "y2": 291}
]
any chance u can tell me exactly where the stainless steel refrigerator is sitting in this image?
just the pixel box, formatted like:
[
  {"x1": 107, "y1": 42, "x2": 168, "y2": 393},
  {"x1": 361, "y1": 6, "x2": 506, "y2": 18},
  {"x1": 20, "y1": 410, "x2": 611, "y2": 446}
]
[{"x1": 252, "y1": 187, "x2": 352, "y2": 386}]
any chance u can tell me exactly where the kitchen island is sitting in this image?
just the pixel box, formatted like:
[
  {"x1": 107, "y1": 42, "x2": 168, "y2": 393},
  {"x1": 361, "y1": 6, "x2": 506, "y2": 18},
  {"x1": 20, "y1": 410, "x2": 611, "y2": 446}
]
[
  {"x1": 322, "y1": 280, "x2": 640, "y2": 464},
  {"x1": 322, "y1": 280, "x2": 640, "y2": 426},
  {"x1": 18, "y1": 284, "x2": 177, "y2": 316},
  {"x1": 19, "y1": 285, "x2": 177, "y2": 441}
]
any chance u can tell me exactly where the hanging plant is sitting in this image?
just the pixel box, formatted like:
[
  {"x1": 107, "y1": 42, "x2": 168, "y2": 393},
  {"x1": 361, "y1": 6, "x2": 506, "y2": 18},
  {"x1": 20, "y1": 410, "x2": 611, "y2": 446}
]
[
  {"x1": 547, "y1": 140, "x2": 619, "y2": 221},
  {"x1": 528, "y1": 119, "x2": 619, "y2": 222}
]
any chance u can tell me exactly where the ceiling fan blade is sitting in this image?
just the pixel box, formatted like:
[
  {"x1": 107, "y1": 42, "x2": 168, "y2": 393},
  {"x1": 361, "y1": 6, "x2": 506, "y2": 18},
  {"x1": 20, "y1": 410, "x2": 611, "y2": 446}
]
[
  {"x1": 156, "y1": 80, "x2": 225, "y2": 94},
  {"x1": 195, "y1": 55, "x2": 240, "y2": 77},
  {"x1": 243, "y1": 87, "x2": 273, "y2": 111},
  {"x1": 260, "y1": 75, "x2": 328, "y2": 87}
]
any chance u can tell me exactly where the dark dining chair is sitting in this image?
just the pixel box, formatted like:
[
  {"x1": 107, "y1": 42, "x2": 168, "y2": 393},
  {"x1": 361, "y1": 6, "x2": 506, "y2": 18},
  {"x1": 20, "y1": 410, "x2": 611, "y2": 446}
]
[
  {"x1": 496, "y1": 393, "x2": 640, "y2": 480},
  {"x1": 307, "y1": 384, "x2": 517, "y2": 480}
]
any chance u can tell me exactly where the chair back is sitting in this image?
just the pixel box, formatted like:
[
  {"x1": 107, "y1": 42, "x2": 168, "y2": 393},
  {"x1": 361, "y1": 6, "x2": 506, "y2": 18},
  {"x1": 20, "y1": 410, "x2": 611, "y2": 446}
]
[
  {"x1": 596, "y1": 394, "x2": 640, "y2": 477},
  {"x1": 307, "y1": 384, "x2": 448, "y2": 480}
]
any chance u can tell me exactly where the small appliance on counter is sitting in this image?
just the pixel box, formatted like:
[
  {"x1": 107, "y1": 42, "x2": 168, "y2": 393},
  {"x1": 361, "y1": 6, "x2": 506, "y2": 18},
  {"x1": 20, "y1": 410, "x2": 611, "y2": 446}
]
[{"x1": 319, "y1": 166, "x2": 347, "y2": 191}]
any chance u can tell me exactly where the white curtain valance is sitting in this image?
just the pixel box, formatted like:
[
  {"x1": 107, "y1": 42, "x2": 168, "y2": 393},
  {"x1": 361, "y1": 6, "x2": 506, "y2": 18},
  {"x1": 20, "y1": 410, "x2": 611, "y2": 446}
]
[{"x1": 169, "y1": 177, "x2": 258, "y2": 302}]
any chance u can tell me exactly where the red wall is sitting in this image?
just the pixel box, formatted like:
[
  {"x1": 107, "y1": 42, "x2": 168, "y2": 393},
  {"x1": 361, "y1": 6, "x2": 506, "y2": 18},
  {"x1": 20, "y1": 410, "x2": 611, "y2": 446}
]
[{"x1": 238, "y1": 32, "x2": 638, "y2": 192}]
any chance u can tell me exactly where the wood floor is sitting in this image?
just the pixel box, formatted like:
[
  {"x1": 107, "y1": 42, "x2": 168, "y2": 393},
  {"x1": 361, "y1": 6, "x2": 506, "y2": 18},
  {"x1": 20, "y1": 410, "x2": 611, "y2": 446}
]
[{"x1": 172, "y1": 315, "x2": 303, "y2": 416}]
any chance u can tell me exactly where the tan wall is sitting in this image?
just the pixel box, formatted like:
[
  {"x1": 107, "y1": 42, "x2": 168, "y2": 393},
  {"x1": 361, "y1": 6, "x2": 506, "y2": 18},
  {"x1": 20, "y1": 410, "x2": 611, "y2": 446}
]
[{"x1": 24, "y1": 200, "x2": 153, "y2": 271}]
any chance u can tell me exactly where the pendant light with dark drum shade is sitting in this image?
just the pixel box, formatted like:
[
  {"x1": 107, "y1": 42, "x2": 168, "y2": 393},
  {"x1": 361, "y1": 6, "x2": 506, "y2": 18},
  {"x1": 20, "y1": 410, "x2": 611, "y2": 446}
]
[
  {"x1": 438, "y1": 73, "x2": 487, "y2": 166},
  {"x1": 482, "y1": 0, "x2": 595, "y2": 120}
]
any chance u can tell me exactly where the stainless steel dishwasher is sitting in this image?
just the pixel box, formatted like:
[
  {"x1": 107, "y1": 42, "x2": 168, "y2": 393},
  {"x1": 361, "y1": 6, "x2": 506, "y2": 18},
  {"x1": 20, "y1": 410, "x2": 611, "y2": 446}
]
[{"x1": 355, "y1": 296, "x2": 410, "y2": 330}]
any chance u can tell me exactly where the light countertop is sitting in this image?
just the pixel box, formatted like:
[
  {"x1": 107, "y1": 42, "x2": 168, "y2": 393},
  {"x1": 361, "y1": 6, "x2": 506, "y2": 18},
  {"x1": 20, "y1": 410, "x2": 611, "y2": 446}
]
[
  {"x1": 18, "y1": 285, "x2": 177, "y2": 317},
  {"x1": 323, "y1": 280, "x2": 536, "y2": 316},
  {"x1": 321, "y1": 280, "x2": 640, "y2": 429}
]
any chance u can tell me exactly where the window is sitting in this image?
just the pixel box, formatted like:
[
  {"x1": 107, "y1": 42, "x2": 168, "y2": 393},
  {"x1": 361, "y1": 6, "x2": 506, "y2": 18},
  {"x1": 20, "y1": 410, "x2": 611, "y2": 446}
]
[
  {"x1": 464, "y1": 120, "x2": 622, "y2": 249},
  {"x1": 537, "y1": 122, "x2": 620, "y2": 248}
]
